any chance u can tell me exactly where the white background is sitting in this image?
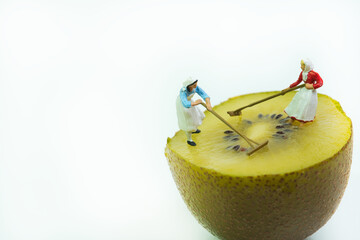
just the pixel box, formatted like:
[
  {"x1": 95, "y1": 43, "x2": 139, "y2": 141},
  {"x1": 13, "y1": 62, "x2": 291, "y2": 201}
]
[{"x1": 0, "y1": 0, "x2": 359, "y2": 239}]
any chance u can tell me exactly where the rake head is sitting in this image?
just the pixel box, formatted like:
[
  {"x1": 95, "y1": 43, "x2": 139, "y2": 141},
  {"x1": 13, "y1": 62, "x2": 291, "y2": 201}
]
[
  {"x1": 247, "y1": 140, "x2": 269, "y2": 156},
  {"x1": 227, "y1": 110, "x2": 242, "y2": 117}
]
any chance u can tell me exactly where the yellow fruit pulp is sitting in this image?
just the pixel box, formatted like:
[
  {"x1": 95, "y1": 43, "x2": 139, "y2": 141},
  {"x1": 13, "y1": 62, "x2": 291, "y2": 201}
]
[{"x1": 168, "y1": 92, "x2": 352, "y2": 176}]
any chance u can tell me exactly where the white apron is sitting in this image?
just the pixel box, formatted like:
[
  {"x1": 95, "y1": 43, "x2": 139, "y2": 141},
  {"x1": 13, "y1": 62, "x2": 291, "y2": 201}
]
[
  {"x1": 284, "y1": 86, "x2": 318, "y2": 122},
  {"x1": 176, "y1": 93, "x2": 205, "y2": 132}
]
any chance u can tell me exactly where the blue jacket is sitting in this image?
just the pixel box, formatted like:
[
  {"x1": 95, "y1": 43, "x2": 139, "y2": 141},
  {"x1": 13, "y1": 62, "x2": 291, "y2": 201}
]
[{"x1": 180, "y1": 86, "x2": 210, "y2": 108}]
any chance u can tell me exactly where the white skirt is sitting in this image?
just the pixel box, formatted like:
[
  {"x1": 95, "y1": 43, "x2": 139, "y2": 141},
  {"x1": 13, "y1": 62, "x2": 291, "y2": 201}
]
[
  {"x1": 176, "y1": 96, "x2": 205, "y2": 132},
  {"x1": 284, "y1": 87, "x2": 318, "y2": 122}
]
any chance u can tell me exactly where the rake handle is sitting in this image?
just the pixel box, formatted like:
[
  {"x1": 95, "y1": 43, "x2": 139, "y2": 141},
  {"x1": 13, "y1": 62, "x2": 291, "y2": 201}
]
[
  {"x1": 229, "y1": 84, "x2": 306, "y2": 116},
  {"x1": 200, "y1": 103, "x2": 258, "y2": 147}
]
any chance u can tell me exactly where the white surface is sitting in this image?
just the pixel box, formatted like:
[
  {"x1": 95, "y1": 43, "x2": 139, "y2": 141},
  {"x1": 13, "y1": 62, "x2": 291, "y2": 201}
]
[{"x1": 0, "y1": 1, "x2": 359, "y2": 239}]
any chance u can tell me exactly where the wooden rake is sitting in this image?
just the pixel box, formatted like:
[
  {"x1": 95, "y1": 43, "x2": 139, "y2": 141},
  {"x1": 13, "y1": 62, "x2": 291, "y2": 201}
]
[
  {"x1": 200, "y1": 103, "x2": 268, "y2": 156},
  {"x1": 227, "y1": 84, "x2": 306, "y2": 117}
]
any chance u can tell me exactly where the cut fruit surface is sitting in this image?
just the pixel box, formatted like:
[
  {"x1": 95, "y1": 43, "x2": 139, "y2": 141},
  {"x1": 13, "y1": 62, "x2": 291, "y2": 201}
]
[
  {"x1": 165, "y1": 91, "x2": 352, "y2": 240},
  {"x1": 166, "y1": 91, "x2": 352, "y2": 240},
  {"x1": 167, "y1": 92, "x2": 351, "y2": 176}
]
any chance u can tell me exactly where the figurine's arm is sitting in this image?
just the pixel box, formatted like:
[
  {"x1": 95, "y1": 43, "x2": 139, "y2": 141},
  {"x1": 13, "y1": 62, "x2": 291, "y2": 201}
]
[
  {"x1": 282, "y1": 73, "x2": 303, "y2": 92},
  {"x1": 305, "y1": 72, "x2": 323, "y2": 89},
  {"x1": 195, "y1": 86, "x2": 210, "y2": 100},
  {"x1": 180, "y1": 91, "x2": 192, "y2": 108},
  {"x1": 289, "y1": 73, "x2": 303, "y2": 88},
  {"x1": 312, "y1": 72, "x2": 323, "y2": 89},
  {"x1": 196, "y1": 86, "x2": 212, "y2": 110},
  {"x1": 192, "y1": 99, "x2": 203, "y2": 107}
]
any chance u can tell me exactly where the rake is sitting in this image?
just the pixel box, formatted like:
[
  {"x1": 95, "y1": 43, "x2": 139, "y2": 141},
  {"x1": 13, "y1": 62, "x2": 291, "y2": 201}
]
[
  {"x1": 227, "y1": 84, "x2": 305, "y2": 117},
  {"x1": 200, "y1": 103, "x2": 268, "y2": 156}
]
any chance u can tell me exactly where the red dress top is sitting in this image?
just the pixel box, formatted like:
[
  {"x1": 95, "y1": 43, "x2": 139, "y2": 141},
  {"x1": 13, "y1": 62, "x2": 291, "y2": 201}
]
[{"x1": 289, "y1": 70, "x2": 323, "y2": 89}]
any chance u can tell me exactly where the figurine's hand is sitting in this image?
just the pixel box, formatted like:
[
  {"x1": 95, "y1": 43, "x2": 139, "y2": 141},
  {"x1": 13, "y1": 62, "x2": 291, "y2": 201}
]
[
  {"x1": 206, "y1": 102, "x2": 212, "y2": 111},
  {"x1": 192, "y1": 99, "x2": 203, "y2": 106},
  {"x1": 305, "y1": 83, "x2": 314, "y2": 89},
  {"x1": 205, "y1": 98, "x2": 212, "y2": 111}
]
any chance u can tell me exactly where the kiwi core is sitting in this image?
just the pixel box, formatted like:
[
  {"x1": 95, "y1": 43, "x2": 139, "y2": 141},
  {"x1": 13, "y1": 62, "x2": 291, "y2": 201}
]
[{"x1": 167, "y1": 92, "x2": 351, "y2": 176}]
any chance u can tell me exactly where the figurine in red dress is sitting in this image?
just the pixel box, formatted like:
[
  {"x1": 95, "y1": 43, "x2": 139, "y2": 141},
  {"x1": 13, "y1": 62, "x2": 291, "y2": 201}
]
[{"x1": 283, "y1": 59, "x2": 323, "y2": 126}]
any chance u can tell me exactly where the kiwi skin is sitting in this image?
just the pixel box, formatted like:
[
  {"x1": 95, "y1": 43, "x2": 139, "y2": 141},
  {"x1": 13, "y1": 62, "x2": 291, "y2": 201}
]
[{"x1": 165, "y1": 130, "x2": 352, "y2": 240}]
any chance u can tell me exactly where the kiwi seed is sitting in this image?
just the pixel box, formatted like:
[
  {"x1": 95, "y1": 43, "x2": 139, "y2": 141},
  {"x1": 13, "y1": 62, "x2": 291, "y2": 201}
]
[
  {"x1": 233, "y1": 145, "x2": 240, "y2": 151},
  {"x1": 275, "y1": 114, "x2": 283, "y2": 119},
  {"x1": 279, "y1": 117, "x2": 290, "y2": 123},
  {"x1": 223, "y1": 135, "x2": 233, "y2": 140}
]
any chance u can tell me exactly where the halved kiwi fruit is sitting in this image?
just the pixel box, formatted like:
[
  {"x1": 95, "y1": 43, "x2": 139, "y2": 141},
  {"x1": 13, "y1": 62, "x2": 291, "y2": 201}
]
[{"x1": 165, "y1": 91, "x2": 352, "y2": 240}]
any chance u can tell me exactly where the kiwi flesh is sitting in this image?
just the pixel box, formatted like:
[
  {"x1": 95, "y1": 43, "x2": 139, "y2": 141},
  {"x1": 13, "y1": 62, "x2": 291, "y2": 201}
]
[{"x1": 165, "y1": 91, "x2": 352, "y2": 240}]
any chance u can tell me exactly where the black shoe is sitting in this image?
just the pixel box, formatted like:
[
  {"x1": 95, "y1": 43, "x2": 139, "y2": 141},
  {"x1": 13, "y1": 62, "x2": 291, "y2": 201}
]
[
  {"x1": 187, "y1": 141, "x2": 196, "y2": 146},
  {"x1": 192, "y1": 129, "x2": 201, "y2": 134}
]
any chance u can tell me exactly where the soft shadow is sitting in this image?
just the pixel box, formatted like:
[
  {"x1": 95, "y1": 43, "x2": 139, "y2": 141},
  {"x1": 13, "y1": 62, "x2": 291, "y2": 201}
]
[
  {"x1": 207, "y1": 237, "x2": 219, "y2": 240},
  {"x1": 205, "y1": 236, "x2": 315, "y2": 240},
  {"x1": 201, "y1": 235, "x2": 317, "y2": 240},
  {"x1": 203, "y1": 235, "x2": 316, "y2": 240}
]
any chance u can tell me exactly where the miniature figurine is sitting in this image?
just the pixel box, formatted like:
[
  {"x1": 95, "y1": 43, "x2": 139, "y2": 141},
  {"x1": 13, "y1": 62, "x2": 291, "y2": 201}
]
[
  {"x1": 283, "y1": 59, "x2": 323, "y2": 126},
  {"x1": 176, "y1": 77, "x2": 212, "y2": 146}
]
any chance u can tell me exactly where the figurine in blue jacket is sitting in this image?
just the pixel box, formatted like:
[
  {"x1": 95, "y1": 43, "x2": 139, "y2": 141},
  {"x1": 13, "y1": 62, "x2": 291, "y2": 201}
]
[{"x1": 176, "y1": 77, "x2": 212, "y2": 146}]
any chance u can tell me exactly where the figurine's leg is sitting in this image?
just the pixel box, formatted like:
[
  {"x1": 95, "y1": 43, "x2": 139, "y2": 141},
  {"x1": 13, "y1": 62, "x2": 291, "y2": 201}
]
[
  {"x1": 185, "y1": 131, "x2": 192, "y2": 141},
  {"x1": 193, "y1": 129, "x2": 201, "y2": 134},
  {"x1": 185, "y1": 132, "x2": 196, "y2": 146}
]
